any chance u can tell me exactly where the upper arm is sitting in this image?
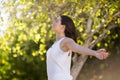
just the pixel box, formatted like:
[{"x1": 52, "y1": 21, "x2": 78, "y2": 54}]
[{"x1": 63, "y1": 38, "x2": 79, "y2": 52}]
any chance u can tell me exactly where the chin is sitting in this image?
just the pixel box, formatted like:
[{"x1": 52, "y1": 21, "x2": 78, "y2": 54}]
[{"x1": 51, "y1": 28, "x2": 56, "y2": 32}]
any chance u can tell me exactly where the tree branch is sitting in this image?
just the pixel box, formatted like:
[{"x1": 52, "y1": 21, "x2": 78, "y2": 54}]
[
  {"x1": 90, "y1": 10, "x2": 109, "y2": 37},
  {"x1": 86, "y1": 3, "x2": 100, "y2": 34},
  {"x1": 85, "y1": 3, "x2": 100, "y2": 45},
  {"x1": 71, "y1": 55, "x2": 88, "y2": 80},
  {"x1": 89, "y1": 11, "x2": 119, "y2": 40},
  {"x1": 89, "y1": 24, "x2": 118, "y2": 48},
  {"x1": 113, "y1": 11, "x2": 120, "y2": 17}
]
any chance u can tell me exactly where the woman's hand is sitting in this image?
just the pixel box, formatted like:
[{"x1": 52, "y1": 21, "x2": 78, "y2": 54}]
[{"x1": 94, "y1": 49, "x2": 109, "y2": 60}]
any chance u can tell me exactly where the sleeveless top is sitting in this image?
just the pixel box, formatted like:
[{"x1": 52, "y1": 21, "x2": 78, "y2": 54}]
[{"x1": 46, "y1": 37, "x2": 73, "y2": 80}]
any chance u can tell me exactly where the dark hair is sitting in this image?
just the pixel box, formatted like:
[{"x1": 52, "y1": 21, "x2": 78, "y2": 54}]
[{"x1": 61, "y1": 15, "x2": 77, "y2": 42}]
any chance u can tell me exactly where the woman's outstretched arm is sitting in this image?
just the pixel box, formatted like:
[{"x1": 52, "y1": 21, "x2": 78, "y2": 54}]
[{"x1": 63, "y1": 38, "x2": 109, "y2": 60}]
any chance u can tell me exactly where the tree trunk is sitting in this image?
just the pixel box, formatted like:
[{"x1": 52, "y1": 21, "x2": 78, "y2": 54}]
[{"x1": 71, "y1": 55, "x2": 88, "y2": 80}]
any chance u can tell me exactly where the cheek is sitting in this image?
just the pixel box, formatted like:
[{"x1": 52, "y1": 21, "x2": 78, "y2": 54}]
[
  {"x1": 52, "y1": 23, "x2": 57, "y2": 29},
  {"x1": 52, "y1": 22, "x2": 60, "y2": 29},
  {"x1": 51, "y1": 23, "x2": 58, "y2": 31}
]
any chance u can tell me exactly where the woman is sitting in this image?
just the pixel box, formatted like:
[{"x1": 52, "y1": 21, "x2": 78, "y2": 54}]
[{"x1": 46, "y1": 15, "x2": 109, "y2": 80}]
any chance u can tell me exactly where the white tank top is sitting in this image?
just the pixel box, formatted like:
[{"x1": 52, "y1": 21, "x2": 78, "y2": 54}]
[{"x1": 46, "y1": 37, "x2": 73, "y2": 80}]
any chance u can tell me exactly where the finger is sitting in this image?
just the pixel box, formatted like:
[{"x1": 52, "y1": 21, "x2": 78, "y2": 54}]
[
  {"x1": 99, "y1": 52, "x2": 107, "y2": 60},
  {"x1": 97, "y1": 49, "x2": 106, "y2": 53},
  {"x1": 103, "y1": 52, "x2": 109, "y2": 59},
  {"x1": 100, "y1": 49, "x2": 106, "y2": 52},
  {"x1": 101, "y1": 52, "x2": 106, "y2": 59},
  {"x1": 102, "y1": 53, "x2": 105, "y2": 59},
  {"x1": 105, "y1": 52, "x2": 109, "y2": 58}
]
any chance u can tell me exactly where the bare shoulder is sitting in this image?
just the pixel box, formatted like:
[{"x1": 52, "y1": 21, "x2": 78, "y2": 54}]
[
  {"x1": 60, "y1": 37, "x2": 75, "y2": 52},
  {"x1": 62, "y1": 37, "x2": 75, "y2": 44}
]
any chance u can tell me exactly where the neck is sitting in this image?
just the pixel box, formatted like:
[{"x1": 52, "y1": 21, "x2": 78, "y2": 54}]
[{"x1": 56, "y1": 32, "x2": 65, "y2": 41}]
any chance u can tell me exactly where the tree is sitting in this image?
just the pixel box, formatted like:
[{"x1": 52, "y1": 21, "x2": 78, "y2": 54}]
[
  {"x1": 0, "y1": 0, "x2": 119, "y2": 80},
  {"x1": 0, "y1": 0, "x2": 48, "y2": 80},
  {"x1": 46, "y1": 0, "x2": 120, "y2": 80}
]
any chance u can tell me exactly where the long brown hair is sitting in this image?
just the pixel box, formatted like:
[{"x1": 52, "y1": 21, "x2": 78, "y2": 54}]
[{"x1": 61, "y1": 15, "x2": 77, "y2": 43}]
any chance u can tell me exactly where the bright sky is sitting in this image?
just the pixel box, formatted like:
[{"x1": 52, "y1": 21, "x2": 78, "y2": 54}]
[
  {"x1": 0, "y1": 0, "x2": 22, "y2": 36},
  {"x1": 0, "y1": 0, "x2": 10, "y2": 36}
]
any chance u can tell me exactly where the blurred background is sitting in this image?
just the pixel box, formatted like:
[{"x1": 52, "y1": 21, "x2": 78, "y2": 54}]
[{"x1": 0, "y1": 0, "x2": 120, "y2": 80}]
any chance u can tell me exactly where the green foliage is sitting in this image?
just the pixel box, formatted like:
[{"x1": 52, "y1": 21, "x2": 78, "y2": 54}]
[{"x1": 0, "y1": 0, "x2": 119, "y2": 80}]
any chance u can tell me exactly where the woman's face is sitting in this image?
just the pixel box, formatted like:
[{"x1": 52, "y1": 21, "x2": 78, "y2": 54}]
[{"x1": 52, "y1": 16, "x2": 63, "y2": 32}]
